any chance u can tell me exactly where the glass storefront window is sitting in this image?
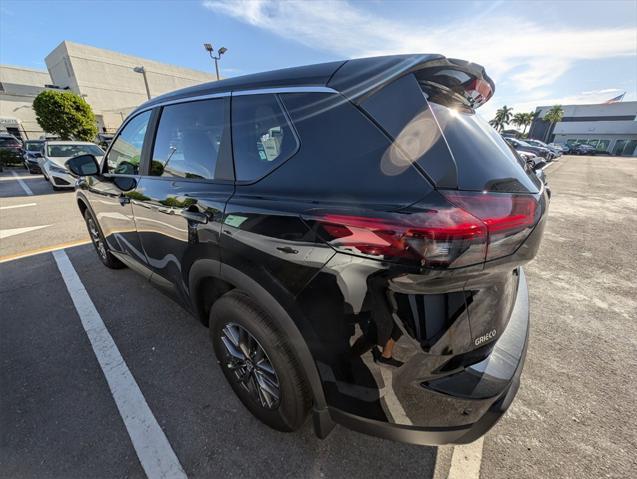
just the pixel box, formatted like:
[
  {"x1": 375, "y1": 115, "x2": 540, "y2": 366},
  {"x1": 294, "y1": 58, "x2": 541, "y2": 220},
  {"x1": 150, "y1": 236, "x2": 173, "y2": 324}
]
[{"x1": 596, "y1": 140, "x2": 610, "y2": 152}]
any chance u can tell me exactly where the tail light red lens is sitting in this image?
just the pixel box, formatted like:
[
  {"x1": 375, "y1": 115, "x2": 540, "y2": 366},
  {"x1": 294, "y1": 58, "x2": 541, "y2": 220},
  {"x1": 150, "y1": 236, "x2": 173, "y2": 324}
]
[
  {"x1": 305, "y1": 191, "x2": 539, "y2": 268},
  {"x1": 442, "y1": 191, "x2": 539, "y2": 261}
]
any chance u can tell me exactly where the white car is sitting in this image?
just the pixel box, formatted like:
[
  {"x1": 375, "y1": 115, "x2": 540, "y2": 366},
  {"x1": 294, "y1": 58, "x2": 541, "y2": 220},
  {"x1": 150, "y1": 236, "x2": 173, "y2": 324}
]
[{"x1": 40, "y1": 141, "x2": 105, "y2": 190}]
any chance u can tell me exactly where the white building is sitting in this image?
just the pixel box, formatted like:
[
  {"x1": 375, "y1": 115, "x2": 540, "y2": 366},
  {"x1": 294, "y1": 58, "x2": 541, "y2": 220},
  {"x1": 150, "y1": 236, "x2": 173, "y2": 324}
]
[
  {"x1": 0, "y1": 65, "x2": 52, "y2": 139},
  {"x1": 0, "y1": 41, "x2": 215, "y2": 140},
  {"x1": 529, "y1": 101, "x2": 637, "y2": 156}
]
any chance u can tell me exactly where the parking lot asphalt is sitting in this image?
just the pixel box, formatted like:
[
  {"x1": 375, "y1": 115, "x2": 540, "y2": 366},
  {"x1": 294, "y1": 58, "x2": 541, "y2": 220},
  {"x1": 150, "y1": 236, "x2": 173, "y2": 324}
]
[
  {"x1": 1, "y1": 156, "x2": 636, "y2": 478},
  {"x1": 0, "y1": 171, "x2": 88, "y2": 259}
]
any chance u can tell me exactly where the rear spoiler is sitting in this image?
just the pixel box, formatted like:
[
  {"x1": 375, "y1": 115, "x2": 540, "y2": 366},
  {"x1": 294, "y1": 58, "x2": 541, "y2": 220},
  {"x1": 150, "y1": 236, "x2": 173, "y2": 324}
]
[{"x1": 328, "y1": 54, "x2": 495, "y2": 109}]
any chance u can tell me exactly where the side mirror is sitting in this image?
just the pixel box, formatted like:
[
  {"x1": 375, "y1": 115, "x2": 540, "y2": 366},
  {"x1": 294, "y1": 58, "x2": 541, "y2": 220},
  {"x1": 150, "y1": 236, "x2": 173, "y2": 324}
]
[
  {"x1": 533, "y1": 160, "x2": 547, "y2": 171},
  {"x1": 66, "y1": 154, "x2": 100, "y2": 177}
]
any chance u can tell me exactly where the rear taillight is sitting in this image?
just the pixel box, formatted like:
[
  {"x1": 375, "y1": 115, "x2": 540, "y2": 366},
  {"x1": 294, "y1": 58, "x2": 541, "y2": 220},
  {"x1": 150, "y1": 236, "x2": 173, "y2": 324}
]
[
  {"x1": 304, "y1": 191, "x2": 539, "y2": 268},
  {"x1": 442, "y1": 191, "x2": 538, "y2": 261}
]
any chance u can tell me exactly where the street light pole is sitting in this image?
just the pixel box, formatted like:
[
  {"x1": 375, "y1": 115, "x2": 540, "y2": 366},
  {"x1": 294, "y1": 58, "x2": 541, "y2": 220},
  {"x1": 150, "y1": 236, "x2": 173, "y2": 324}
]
[
  {"x1": 203, "y1": 44, "x2": 227, "y2": 81},
  {"x1": 133, "y1": 66, "x2": 151, "y2": 100},
  {"x1": 213, "y1": 57, "x2": 220, "y2": 82}
]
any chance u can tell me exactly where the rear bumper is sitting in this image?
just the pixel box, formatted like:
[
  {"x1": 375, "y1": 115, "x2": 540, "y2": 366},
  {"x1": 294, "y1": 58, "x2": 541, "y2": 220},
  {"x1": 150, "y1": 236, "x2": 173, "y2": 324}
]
[{"x1": 328, "y1": 268, "x2": 530, "y2": 445}]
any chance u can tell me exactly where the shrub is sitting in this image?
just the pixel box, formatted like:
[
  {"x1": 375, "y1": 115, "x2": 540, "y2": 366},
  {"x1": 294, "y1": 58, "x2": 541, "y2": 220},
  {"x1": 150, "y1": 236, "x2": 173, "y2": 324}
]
[{"x1": 33, "y1": 90, "x2": 98, "y2": 141}]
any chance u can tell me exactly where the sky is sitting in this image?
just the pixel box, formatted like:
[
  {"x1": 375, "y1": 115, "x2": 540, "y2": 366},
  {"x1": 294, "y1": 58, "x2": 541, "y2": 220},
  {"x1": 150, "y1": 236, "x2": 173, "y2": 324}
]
[{"x1": 1, "y1": 0, "x2": 636, "y2": 120}]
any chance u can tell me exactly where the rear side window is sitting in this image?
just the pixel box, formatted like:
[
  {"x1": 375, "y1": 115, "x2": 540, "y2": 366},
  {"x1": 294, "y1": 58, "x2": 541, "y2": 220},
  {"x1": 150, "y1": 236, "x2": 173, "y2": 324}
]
[
  {"x1": 150, "y1": 99, "x2": 225, "y2": 180},
  {"x1": 232, "y1": 94, "x2": 298, "y2": 182}
]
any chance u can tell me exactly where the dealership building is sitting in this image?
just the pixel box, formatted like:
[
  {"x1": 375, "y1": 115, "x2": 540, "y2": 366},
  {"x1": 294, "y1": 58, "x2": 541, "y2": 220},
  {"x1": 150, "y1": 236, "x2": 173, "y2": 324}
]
[
  {"x1": 0, "y1": 41, "x2": 214, "y2": 140},
  {"x1": 528, "y1": 101, "x2": 637, "y2": 156}
]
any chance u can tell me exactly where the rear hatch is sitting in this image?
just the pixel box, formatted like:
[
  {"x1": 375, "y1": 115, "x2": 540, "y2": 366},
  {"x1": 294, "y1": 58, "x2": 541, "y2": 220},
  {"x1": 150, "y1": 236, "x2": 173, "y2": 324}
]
[{"x1": 325, "y1": 56, "x2": 548, "y2": 357}]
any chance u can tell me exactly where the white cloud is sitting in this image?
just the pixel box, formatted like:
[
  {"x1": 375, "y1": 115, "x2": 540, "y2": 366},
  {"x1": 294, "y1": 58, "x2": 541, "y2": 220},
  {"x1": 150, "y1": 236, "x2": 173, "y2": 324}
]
[{"x1": 203, "y1": 0, "x2": 636, "y2": 92}]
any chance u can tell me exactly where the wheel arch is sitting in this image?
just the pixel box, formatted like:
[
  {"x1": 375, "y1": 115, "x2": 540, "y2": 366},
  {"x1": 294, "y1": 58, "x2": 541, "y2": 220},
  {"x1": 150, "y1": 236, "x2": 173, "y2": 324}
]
[
  {"x1": 188, "y1": 258, "x2": 334, "y2": 436},
  {"x1": 76, "y1": 191, "x2": 92, "y2": 217}
]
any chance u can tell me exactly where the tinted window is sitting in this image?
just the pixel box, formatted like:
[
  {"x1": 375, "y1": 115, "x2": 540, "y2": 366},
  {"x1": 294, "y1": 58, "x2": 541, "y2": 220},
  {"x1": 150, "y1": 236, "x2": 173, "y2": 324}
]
[
  {"x1": 0, "y1": 137, "x2": 20, "y2": 146},
  {"x1": 428, "y1": 102, "x2": 539, "y2": 193},
  {"x1": 107, "y1": 110, "x2": 151, "y2": 175},
  {"x1": 360, "y1": 72, "x2": 539, "y2": 193},
  {"x1": 25, "y1": 141, "x2": 44, "y2": 151},
  {"x1": 150, "y1": 99, "x2": 225, "y2": 180},
  {"x1": 232, "y1": 94, "x2": 298, "y2": 181}
]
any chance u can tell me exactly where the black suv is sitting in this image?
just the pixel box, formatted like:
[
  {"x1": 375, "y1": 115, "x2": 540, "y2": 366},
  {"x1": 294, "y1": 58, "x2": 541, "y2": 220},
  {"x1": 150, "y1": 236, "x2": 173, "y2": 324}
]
[{"x1": 67, "y1": 54, "x2": 548, "y2": 445}]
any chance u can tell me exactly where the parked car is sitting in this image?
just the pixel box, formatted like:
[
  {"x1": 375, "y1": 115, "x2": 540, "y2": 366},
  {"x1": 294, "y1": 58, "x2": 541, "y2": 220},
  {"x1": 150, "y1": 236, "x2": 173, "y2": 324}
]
[
  {"x1": 548, "y1": 142, "x2": 570, "y2": 154},
  {"x1": 525, "y1": 139, "x2": 561, "y2": 157},
  {"x1": 571, "y1": 143, "x2": 597, "y2": 155},
  {"x1": 504, "y1": 137, "x2": 553, "y2": 160},
  {"x1": 0, "y1": 133, "x2": 23, "y2": 171},
  {"x1": 40, "y1": 141, "x2": 104, "y2": 190},
  {"x1": 505, "y1": 145, "x2": 549, "y2": 195},
  {"x1": 97, "y1": 133, "x2": 114, "y2": 150},
  {"x1": 66, "y1": 54, "x2": 549, "y2": 445},
  {"x1": 22, "y1": 140, "x2": 45, "y2": 173}
]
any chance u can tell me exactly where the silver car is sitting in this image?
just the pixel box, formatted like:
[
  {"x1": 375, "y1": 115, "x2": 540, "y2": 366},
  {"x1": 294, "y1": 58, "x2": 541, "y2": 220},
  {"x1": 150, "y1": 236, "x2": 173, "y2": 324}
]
[{"x1": 40, "y1": 141, "x2": 105, "y2": 190}]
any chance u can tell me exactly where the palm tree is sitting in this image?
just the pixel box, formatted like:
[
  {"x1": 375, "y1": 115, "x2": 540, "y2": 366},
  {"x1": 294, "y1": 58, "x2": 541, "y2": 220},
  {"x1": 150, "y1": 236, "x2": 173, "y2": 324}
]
[
  {"x1": 489, "y1": 105, "x2": 514, "y2": 132},
  {"x1": 542, "y1": 105, "x2": 564, "y2": 142},
  {"x1": 512, "y1": 112, "x2": 534, "y2": 136}
]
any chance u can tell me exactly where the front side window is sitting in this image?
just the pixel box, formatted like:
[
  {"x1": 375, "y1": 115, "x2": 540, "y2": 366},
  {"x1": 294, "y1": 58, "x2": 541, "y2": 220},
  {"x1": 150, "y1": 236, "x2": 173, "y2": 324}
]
[
  {"x1": 106, "y1": 110, "x2": 151, "y2": 175},
  {"x1": 150, "y1": 99, "x2": 225, "y2": 180},
  {"x1": 232, "y1": 94, "x2": 298, "y2": 182}
]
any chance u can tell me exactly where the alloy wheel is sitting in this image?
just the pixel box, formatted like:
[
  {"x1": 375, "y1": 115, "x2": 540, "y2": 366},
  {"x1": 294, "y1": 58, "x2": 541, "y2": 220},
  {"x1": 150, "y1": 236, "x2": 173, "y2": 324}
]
[
  {"x1": 87, "y1": 217, "x2": 107, "y2": 260},
  {"x1": 220, "y1": 323, "x2": 281, "y2": 409}
]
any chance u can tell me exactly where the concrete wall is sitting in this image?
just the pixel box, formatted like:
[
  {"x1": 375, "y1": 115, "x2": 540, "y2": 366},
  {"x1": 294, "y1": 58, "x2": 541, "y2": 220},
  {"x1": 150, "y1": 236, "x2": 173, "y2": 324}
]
[
  {"x1": 45, "y1": 41, "x2": 215, "y2": 132},
  {"x1": 0, "y1": 65, "x2": 51, "y2": 139}
]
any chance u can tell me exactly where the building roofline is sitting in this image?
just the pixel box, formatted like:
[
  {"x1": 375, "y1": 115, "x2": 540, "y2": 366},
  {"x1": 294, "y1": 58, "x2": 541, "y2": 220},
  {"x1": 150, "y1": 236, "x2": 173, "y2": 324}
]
[
  {"x1": 0, "y1": 64, "x2": 50, "y2": 74},
  {"x1": 535, "y1": 100, "x2": 637, "y2": 109}
]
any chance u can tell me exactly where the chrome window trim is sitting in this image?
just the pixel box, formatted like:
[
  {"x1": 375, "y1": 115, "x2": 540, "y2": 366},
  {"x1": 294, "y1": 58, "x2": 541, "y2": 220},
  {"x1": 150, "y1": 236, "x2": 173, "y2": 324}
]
[
  {"x1": 134, "y1": 86, "x2": 337, "y2": 114},
  {"x1": 232, "y1": 86, "x2": 338, "y2": 96}
]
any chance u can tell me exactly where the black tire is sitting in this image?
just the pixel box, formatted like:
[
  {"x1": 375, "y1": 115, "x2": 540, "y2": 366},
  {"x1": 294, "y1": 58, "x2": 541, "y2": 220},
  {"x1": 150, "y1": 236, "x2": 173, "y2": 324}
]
[
  {"x1": 83, "y1": 209, "x2": 125, "y2": 269},
  {"x1": 210, "y1": 290, "x2": 311, "y2": 432}
]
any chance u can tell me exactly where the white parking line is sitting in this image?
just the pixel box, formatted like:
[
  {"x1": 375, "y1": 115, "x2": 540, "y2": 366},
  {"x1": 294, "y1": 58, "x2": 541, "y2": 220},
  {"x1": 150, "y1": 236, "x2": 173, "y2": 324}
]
[
  {"x1": 0, "y1": 202, "x2": 37, "y2": 210},
  {"x1": 10, "y1": 170, "x2": 34, "y2": 196},
  {"x1": 52, "y1": 250, "x2": 187, "y2": 479},
  {"x1": 447, "y1": 437, "x2": 484, "y2": 479},
  {"x1": 0, "y1": 224, "x2": 50, "y2": 239}
]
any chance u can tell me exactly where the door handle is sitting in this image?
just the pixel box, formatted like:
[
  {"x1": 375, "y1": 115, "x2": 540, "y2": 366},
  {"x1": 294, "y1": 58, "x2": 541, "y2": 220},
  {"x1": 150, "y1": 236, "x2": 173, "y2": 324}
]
[
  {"x1": 276, "y1": 246, "x2": 299, "y2": 254},
  {"x1": 118, "y1": 195, "x2": 130, "y2": 206},
  {"x1": 181, "y1": 209, "x2": 208, "y2": 224}
]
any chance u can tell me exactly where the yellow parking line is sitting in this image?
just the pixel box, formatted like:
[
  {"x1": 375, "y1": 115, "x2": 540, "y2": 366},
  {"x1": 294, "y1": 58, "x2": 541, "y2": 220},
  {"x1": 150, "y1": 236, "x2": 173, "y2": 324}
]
[{"x1": 0, "y1": 239, "x2": 91, "y2": 263}]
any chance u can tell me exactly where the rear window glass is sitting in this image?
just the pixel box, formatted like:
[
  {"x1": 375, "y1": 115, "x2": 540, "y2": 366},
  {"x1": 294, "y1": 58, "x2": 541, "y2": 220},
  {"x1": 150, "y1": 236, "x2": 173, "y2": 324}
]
[
  {"x1": 427, "y1": 102, "x2": 538, "y2": 193},
  {"x1": 0, "y1": 137, "x2": 20, "y2": 146},
  {"x1": 360, "y1": 73, "x2": 539, "y2": 193},
  {"x1": 231, "y1": 94, "x2": 298, "y2": 182},
  {"x1": 25, "y1": 142, "x2": 44, "y2": 151}
]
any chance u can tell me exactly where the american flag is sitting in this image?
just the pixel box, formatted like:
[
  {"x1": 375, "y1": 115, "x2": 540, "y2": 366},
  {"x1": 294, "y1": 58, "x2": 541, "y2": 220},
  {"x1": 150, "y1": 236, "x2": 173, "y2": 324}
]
[{"x1": 604, "y1": 93, "x2": 625, "y2": 104}]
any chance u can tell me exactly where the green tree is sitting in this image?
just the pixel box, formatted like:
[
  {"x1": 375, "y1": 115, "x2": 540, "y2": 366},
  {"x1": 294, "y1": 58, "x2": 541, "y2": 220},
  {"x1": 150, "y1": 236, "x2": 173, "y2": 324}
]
[
  {"x1": 33, "y1": 90, "x2": 98, "y2": 141},
  {"x1": 512, "y1": 112, "x2": 534, "y2": 136},
  {"x1": 489, "y1": 105, "x2": 514, "y2": 132},
  {"x1": 542, "y1": 105, "x2": 564, "y2": 142}
]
